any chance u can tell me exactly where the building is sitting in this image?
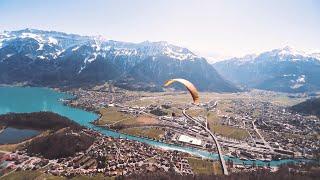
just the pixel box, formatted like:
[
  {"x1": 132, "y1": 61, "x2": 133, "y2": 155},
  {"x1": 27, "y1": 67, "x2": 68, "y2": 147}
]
[{"x1": 178, "y1": 135, "x2": 202, "y2": 146}]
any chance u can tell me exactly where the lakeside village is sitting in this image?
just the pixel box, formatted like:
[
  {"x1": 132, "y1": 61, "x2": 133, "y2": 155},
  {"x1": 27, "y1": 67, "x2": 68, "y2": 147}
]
[{"x1": 1, "y1": 87, "x2": 318, "y2": 177}]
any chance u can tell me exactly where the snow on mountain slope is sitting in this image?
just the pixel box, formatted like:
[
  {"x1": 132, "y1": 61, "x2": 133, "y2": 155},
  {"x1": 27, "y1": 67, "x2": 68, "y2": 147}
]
[
  {"x1": 0, "y1": 29, "x2": 199, "y2": 62},
  {"x1": 0, "y1": 29, "x2": 89, "y2": 60},
  {"x1": 213, "y1": 46, "x2": 320, "y2": 93},
  {"x1": 259, "y1": 46, "x2": 320, "y2": 61},
  {"x1": 311, "y1": 52, "x2": 320, "y2": 60},
  {"x1": 0, "y1": 28, "x2": 239, "y2": 92}
]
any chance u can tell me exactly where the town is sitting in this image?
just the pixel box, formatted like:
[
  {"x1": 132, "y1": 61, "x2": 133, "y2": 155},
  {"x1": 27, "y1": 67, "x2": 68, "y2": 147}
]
[
  {"x1": 0, "y1": 128, "x2": 194, "y2": 177},
  {"x1": 62, "y1": 86, "x2": 319, "y2": 172},
  {"x1": 1, "y1": 86, "x2": 319, "y2": 178}
]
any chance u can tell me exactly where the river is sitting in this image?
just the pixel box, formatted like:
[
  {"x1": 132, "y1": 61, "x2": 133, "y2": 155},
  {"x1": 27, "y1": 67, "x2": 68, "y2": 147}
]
[{"x1": 0, "y1": 86, "x2": 308, "y2": 166}]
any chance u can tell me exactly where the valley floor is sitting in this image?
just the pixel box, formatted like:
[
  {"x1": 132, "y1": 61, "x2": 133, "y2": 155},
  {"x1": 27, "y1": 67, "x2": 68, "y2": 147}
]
[
  {"x1": 0, "y1": 84, "x2": 319, "y2": 179},
  {"x1": 64, "y1": 85, "x2": 320, "y2": 172}
]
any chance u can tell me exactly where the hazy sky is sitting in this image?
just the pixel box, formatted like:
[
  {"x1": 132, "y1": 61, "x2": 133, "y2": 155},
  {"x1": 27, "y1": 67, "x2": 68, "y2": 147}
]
[{"x1": 1, "y1": 0, "x2": 319, "y2": 61}]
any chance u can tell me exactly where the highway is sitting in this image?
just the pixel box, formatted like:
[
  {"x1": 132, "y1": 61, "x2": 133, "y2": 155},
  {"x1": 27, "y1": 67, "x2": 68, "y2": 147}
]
[{"x1": 182, "y1": 107, "x2": 229, "y2": 175}]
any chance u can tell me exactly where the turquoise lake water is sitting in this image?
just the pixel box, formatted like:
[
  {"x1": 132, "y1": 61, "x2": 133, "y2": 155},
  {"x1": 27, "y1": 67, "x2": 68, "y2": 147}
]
[{"x1": 0, "y1": 86, "x2": 309, "y2": 166}]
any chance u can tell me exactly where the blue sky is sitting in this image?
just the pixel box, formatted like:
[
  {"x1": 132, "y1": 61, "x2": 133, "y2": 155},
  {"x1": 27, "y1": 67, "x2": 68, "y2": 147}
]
[{"x1": 0, "y1": 0, "x2": 319, "y2": 60}]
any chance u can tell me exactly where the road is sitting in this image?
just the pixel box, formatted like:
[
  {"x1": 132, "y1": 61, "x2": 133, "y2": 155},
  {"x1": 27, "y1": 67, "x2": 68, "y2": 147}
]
[
  {"x1": 182, "y1": 107, "x2": 229, "y2": 175},
  {"x1": 252, "y1": 120, "x2": 274, "y2": 152}
]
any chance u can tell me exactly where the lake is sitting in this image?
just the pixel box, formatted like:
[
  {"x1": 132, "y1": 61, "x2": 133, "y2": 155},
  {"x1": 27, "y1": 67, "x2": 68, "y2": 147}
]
[
  {"x1": 0, "y1": 127, "x2": 40, "y2": 144},
  {"x1": 0, "y1": 86, "x2": 308, "y2": 166}
]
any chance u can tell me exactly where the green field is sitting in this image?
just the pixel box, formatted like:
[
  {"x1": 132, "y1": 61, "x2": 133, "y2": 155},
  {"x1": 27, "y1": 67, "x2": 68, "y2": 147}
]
[
  {"x1": 120, "y1": 127, "x2": 165, "y2": 140},
  {"x1": 0, "y1": 144, "x2": 20, "y2": 152},
  {"x1": 187, "y1": 157, "x2": 222, "y2": 175},
  {"x1": 72, "y1": 174, "x2": 114, "y2": 180},
  {"x1": 127, "y1": 98, "x2": 158, "y2": 106},
  {"x1": 97, "y1": 107, "x2": 134, "y2": 125},
  {"x1": 210, "y1": 124, "x2": 249, "y2": 140},
  {"x1": 98, "y1": 106, "x2": 160, "y2": 128},
  {"x1": 207, "y1": 111, "x2": 220, "y2": 125},
  {"x1": 186, "y1": 108, "x2": 207, "y2": 117}
]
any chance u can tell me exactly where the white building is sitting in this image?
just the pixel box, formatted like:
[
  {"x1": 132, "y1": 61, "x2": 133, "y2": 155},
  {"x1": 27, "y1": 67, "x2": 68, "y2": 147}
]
[{"x1": 178, "y1": 135, "x2": 202, "y2": 146}]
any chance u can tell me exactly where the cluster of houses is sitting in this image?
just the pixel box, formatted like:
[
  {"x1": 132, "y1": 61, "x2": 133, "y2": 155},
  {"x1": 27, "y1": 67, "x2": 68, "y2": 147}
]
[
  {"x1": 227, "y1": 99, "x2": 319, "y2": 159},
  {"x1": 0, "y1": 129, "x2": 194, "y2": 178},
  {"x1": 66, "y1": 88, "x2": 138, "y2": 111},
  {"x1": 83, "y1": 130, "x2": 193, "y2": 176}
]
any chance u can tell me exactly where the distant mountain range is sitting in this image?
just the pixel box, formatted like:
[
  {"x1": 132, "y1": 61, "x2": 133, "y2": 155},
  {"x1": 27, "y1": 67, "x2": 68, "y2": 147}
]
[
  {"x1": 0, "y1": 29, "x2": 238, "y2": 92},
  {"x1": 213, "y1": 46, "x2": 320, "y2": 93}
]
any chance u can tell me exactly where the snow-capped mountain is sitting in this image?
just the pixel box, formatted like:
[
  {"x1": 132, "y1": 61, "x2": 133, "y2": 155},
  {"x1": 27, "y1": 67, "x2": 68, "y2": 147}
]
[
  {"x1": 0, "y1": 29, "x2": 89, "y2": 60},
  {"x1": 0, "y1": 29, "x2": 198, "y2": 62},
  {"x1": 0, "y1": 28, "x2": 239, "y2": 92},
  {"x1": 213, "y1": 46, "x2": 320, "y2": 93}
]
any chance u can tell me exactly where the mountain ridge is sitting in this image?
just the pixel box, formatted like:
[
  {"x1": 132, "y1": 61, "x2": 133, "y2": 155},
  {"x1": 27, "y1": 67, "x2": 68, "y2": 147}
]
[
  {"x1": 213, "y1": 46, "x2": 320, "y2": 93},
  {"x1": 0, "y1": 28, "x2": 239, "y2": 92}
]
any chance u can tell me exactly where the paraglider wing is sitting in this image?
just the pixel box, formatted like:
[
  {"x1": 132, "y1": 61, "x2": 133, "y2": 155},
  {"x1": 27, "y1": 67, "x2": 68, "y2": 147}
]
[{"x1": 164, "y1": 78, "x2": 200, "y2": 104}]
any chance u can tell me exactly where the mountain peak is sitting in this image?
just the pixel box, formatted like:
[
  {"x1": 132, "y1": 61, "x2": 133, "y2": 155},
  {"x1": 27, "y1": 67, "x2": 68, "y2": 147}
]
[
  {"x1": 269, "y1": 46, "x2": 304, "y2": 56},
  {"x1": 141, "y1": 40, "x2": 169, "y2": 46},
  {"x1": 282, "y1": 45, "x2": 294, "y2": 51},
  {"x1": 0, "y1": 29, "x2": 239, "y2": 93},
  {"x1": 277, "y1": 46, "x2": 307, "y2": 57},
  {"x1": 0, "y1": 29, "x2": 202, "y2": 61},
  {"x1": 255, "y1": 46, "x2": 320, "y2": 61},
  {"x1": 135, "y1": 40, "x2": 199, "y2": 60}
]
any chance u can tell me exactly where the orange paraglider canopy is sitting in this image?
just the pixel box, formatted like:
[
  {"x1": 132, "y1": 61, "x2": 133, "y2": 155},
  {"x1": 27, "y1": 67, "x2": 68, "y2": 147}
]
[{"x1": 164, "y1": 78, "x2": 200, "y2": 104}]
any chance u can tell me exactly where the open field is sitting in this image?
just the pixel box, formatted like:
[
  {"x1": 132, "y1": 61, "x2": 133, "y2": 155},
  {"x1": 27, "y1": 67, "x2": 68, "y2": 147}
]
[
  {"x1": 1, "y1": 170, "x2": 65, "y2": 180},
  {"x1": 120, "y1": 127, "x2": 165, "y2": 140},
  {"x1": 187, "y1": 157, "x2": 222, "y2": 175},
  {"x1": 270, "y1": 95, "x2": 307, "y2": 106},
  {"x1": 207, "y1": 110, "x2": 249, "y2": 140},
  {"x1": 71, "y1": 174, "x2": 114, "y2": 180},
  {"x1": 98, "y1": 107, "x2": 132, "y2": 125},
  {"x1": 186, "y1": 108, "x2": 207, "y2": 117},
  {"x1": 126, "y1": 92, "x2": 195, "y2": 107},
  {"x1": 215, "y1": 100, "x2": 233, "y2": 115},
  {"x1": 210, "y1": 124, "x2": 249, "y2": 140},
  {"x1": 120, "y1": 115, "x2": 159, "y2": 126},
  {"x1": 136, "y1": 116, "x2": 158, "y2": 125},
  {"x1": 127, "y1": 89, "x2": 309, "y2": 112},
  {"x1": 207, "y1": 111, "x2": 220, "y2": 125},
  {"x1": 98, "y1": 107, "x2": 160, "y2": 128},
  {"x1": 0, "y1": 144, "x2": 19, "y2": 152},
  {"x1": 126, "y1": 98, "x2": 157, "y2": 107}
]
